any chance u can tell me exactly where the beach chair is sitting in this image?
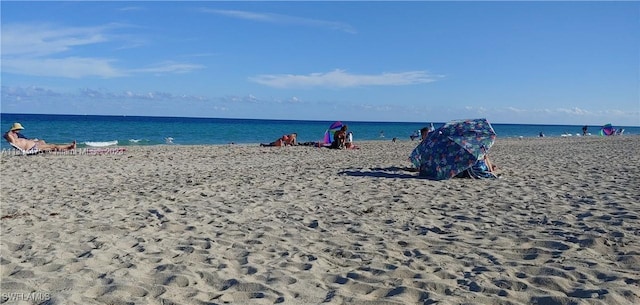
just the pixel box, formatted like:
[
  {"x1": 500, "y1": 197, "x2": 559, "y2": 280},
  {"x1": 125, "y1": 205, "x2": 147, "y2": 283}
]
[{"x1": 9, "y1": 143, "x2": 44, "y2": 155}]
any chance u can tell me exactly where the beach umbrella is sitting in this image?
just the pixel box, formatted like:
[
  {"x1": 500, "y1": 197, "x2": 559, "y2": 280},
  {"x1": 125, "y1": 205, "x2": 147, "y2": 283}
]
[
  {"x1": 599, "y1": 123, "x2": 615, "y2": 136},
  {"x1": 410, "y1": 118, "x2": 497, "y2": 180},
  {"x1": 323, "y1": 121, "x2": 344, "y2": 144}
]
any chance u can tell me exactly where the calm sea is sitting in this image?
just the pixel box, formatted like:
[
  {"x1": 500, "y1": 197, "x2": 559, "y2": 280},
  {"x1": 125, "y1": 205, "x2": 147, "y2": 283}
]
[{"x1": 1, "y1": 113, "x2": 638, "y2": 149}]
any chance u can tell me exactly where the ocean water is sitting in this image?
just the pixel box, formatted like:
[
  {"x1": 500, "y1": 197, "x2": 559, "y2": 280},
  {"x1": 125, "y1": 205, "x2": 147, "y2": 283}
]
[{"x1": 1, "y1": 113, "x2": 638, "y2": 150}]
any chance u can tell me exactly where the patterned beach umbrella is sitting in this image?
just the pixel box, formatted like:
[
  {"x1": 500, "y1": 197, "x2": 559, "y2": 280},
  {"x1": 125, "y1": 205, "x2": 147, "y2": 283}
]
[{"x1": 410, "y1": 118, "x2": 497, "y2": 180}]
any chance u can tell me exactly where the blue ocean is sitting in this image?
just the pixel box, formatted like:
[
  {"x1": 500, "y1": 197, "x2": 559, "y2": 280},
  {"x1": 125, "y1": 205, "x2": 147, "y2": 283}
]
[{"x1": 1, "y1": 113, "x2": 638, "y2": 150}]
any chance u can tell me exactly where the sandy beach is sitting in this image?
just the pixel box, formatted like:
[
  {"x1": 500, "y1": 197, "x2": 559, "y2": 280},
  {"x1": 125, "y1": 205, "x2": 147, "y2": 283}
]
[{"x1": 1, "y1": 136, "x2": 639, "y2": 305}]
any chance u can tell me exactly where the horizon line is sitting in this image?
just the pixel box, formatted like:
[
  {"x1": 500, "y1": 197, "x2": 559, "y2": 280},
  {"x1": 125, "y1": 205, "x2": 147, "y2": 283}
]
[{"x1": 1, "y1": 112, "x2": 638, "y2": 128}]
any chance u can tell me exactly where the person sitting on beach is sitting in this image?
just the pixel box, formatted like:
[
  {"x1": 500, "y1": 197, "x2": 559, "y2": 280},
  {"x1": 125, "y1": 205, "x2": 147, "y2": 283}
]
[
  {"x1": 345, "y1": 131, "x2": 353, "y2": 148},
  {"x1": 344, "y1": 131, "x2": 360, "y2": 149},
  {"x1": 331, "y1": 125, "x2": 348, "y2": 149},
  {"x1": 4, "y1": 122, "x2": 76, "y2": 152}
]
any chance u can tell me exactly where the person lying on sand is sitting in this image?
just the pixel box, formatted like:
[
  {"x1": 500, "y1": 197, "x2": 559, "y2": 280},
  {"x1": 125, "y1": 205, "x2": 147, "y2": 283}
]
[
  {"x1": 284, "y1": 133, "x2": 297, "y2": 146},
  {"x1": 260, "y1": 133, "x2": 297, "y2": 147},
  {"x1": 4, "y1": 122, "x2": 76, "y2": 152}
]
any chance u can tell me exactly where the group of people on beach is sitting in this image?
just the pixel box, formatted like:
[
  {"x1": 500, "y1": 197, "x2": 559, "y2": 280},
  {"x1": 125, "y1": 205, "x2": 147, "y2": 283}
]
[
  {"x1": 259, "y1": 122, "x2": 497, "y2": 179},
  {"x1": 6, "y1": 120, "x2": 496, "y2": 179},
  {"x1": 260, "y1": 125, "x2": 358, "y2": 149},
  {"x1": 330, "y1": 125, "x2": 357, "y2": 149}
]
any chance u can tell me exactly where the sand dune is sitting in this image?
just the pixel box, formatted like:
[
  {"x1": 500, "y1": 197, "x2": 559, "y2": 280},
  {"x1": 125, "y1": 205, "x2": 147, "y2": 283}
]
[{"x1": 1, "y1": 136, "x2": 639, "y2": 304}]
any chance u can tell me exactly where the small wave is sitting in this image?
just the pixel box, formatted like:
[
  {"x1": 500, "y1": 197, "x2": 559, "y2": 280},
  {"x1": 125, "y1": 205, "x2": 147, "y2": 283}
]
[
  {"x1": 85, "y1": 140, "x2": 118, "y2": 147},
  {"x1": 128, "y1": 139, "x2": 152, "y2": 145}
]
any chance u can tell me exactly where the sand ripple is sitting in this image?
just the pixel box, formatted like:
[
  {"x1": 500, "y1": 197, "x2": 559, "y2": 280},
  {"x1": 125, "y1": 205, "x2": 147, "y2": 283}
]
[{"x1": 1, "y1": 137, "x2": 639, "y2": 304}]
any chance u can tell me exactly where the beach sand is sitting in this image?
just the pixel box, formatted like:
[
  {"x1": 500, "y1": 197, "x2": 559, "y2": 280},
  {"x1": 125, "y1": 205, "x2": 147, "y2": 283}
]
[{"x1": 1, "y1": 136, "x2": 639, "y2": 305}]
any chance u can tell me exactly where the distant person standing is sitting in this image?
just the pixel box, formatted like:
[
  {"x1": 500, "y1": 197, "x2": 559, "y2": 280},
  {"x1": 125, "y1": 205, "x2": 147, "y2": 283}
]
[{"x1": 582, "y1": 125, "x2": 588, "y2": 136}]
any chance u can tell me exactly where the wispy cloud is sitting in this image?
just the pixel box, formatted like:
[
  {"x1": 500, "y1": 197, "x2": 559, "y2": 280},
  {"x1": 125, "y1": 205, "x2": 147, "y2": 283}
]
[
  {"x1": 1, "y1": 85, "x2": 209, "y2": 102},
  {"x1": 4, "y1": 57, "x2": 126, "y2": 78},
  {"x1": 1, "y1": 85, "x2": 63, "y2": 99},
  {"x1": 3, "y1": 85, "x2": 638, "y2": 125},
  {"x1": 249, "y1": 69, "x2": 443, "y2": 88},
  {"x1": 490, "y1": 106, "x2": 638, "y2": 125},
  {"x1": 556, "y1": 107, "x2": 591, "y2": 115},
  {"x1": 129, "y1": 62, "x2": 205, "y2": 75},
  {"x1": 220, "y1": 94, "x2": 261, "y2": 104},
  {"x1": 1, "y1": 23, "x2": 203, "y2": 78},
  {"x1": 79, "y1": 88, "x2": 209, "y2": 101},
  {"x1": 201, "y1": 9, "x2": 357, "y2": 34},
  {"x1": 1, "y1": 23, "x2": 112, "y2": 57},
  {"x1": 505, "y1": 106, "x2": 527, "y2": 113}
]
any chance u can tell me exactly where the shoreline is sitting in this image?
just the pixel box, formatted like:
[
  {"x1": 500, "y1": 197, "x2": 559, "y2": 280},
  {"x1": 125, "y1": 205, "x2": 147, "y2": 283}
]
[
  {"x1": 2, "y1": 134, "x2": 638, "y2": 153},
  {"x1": 1, "y1": 136, "x2": 639, "y2": 304}
]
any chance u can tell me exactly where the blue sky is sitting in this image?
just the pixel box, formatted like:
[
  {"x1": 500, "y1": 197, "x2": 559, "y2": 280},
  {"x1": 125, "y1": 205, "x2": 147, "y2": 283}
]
[{"x1": 1, "y1": 1, "x2": 639, "y2": 126}]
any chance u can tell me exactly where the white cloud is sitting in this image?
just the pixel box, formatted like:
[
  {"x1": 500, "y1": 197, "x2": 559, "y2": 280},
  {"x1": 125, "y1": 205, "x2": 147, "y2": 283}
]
[
  {"x1": 1, "y1": 23, "x2": 202, "y2": 78},
  {"x1": 1, "y1": 85, "x2": 208, "y2": 102},
  {"x1": 249, "y1": 69, "x2": 443, "y2": 88},
  {"x1": 220, "y1": 94, "x2": 262, "y2": 104},
  {"x1": 1, "y1": 23, "x2": 111, "y2": 57},
  {"x1": 556, "y1": 107, "x2": 591, "y2": 115},
  {"x1": 3, "y1": 84, "x2": 637, "y2": 126},
  {"x1": 438, "y1": 105, "x2": 639, "y2": 126},
  {"x1": 129, "y1": 62, "x2": 205, "y2": 75},
  {"x1": 202, "y1": 9, "x2": 357, "y2": 34},
  {"x1": 506, "y1": 106, "x2": 527, "y2": 113},
  {"x1": 3, "y1": 57, "x2": 126, "y2": 78}
]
